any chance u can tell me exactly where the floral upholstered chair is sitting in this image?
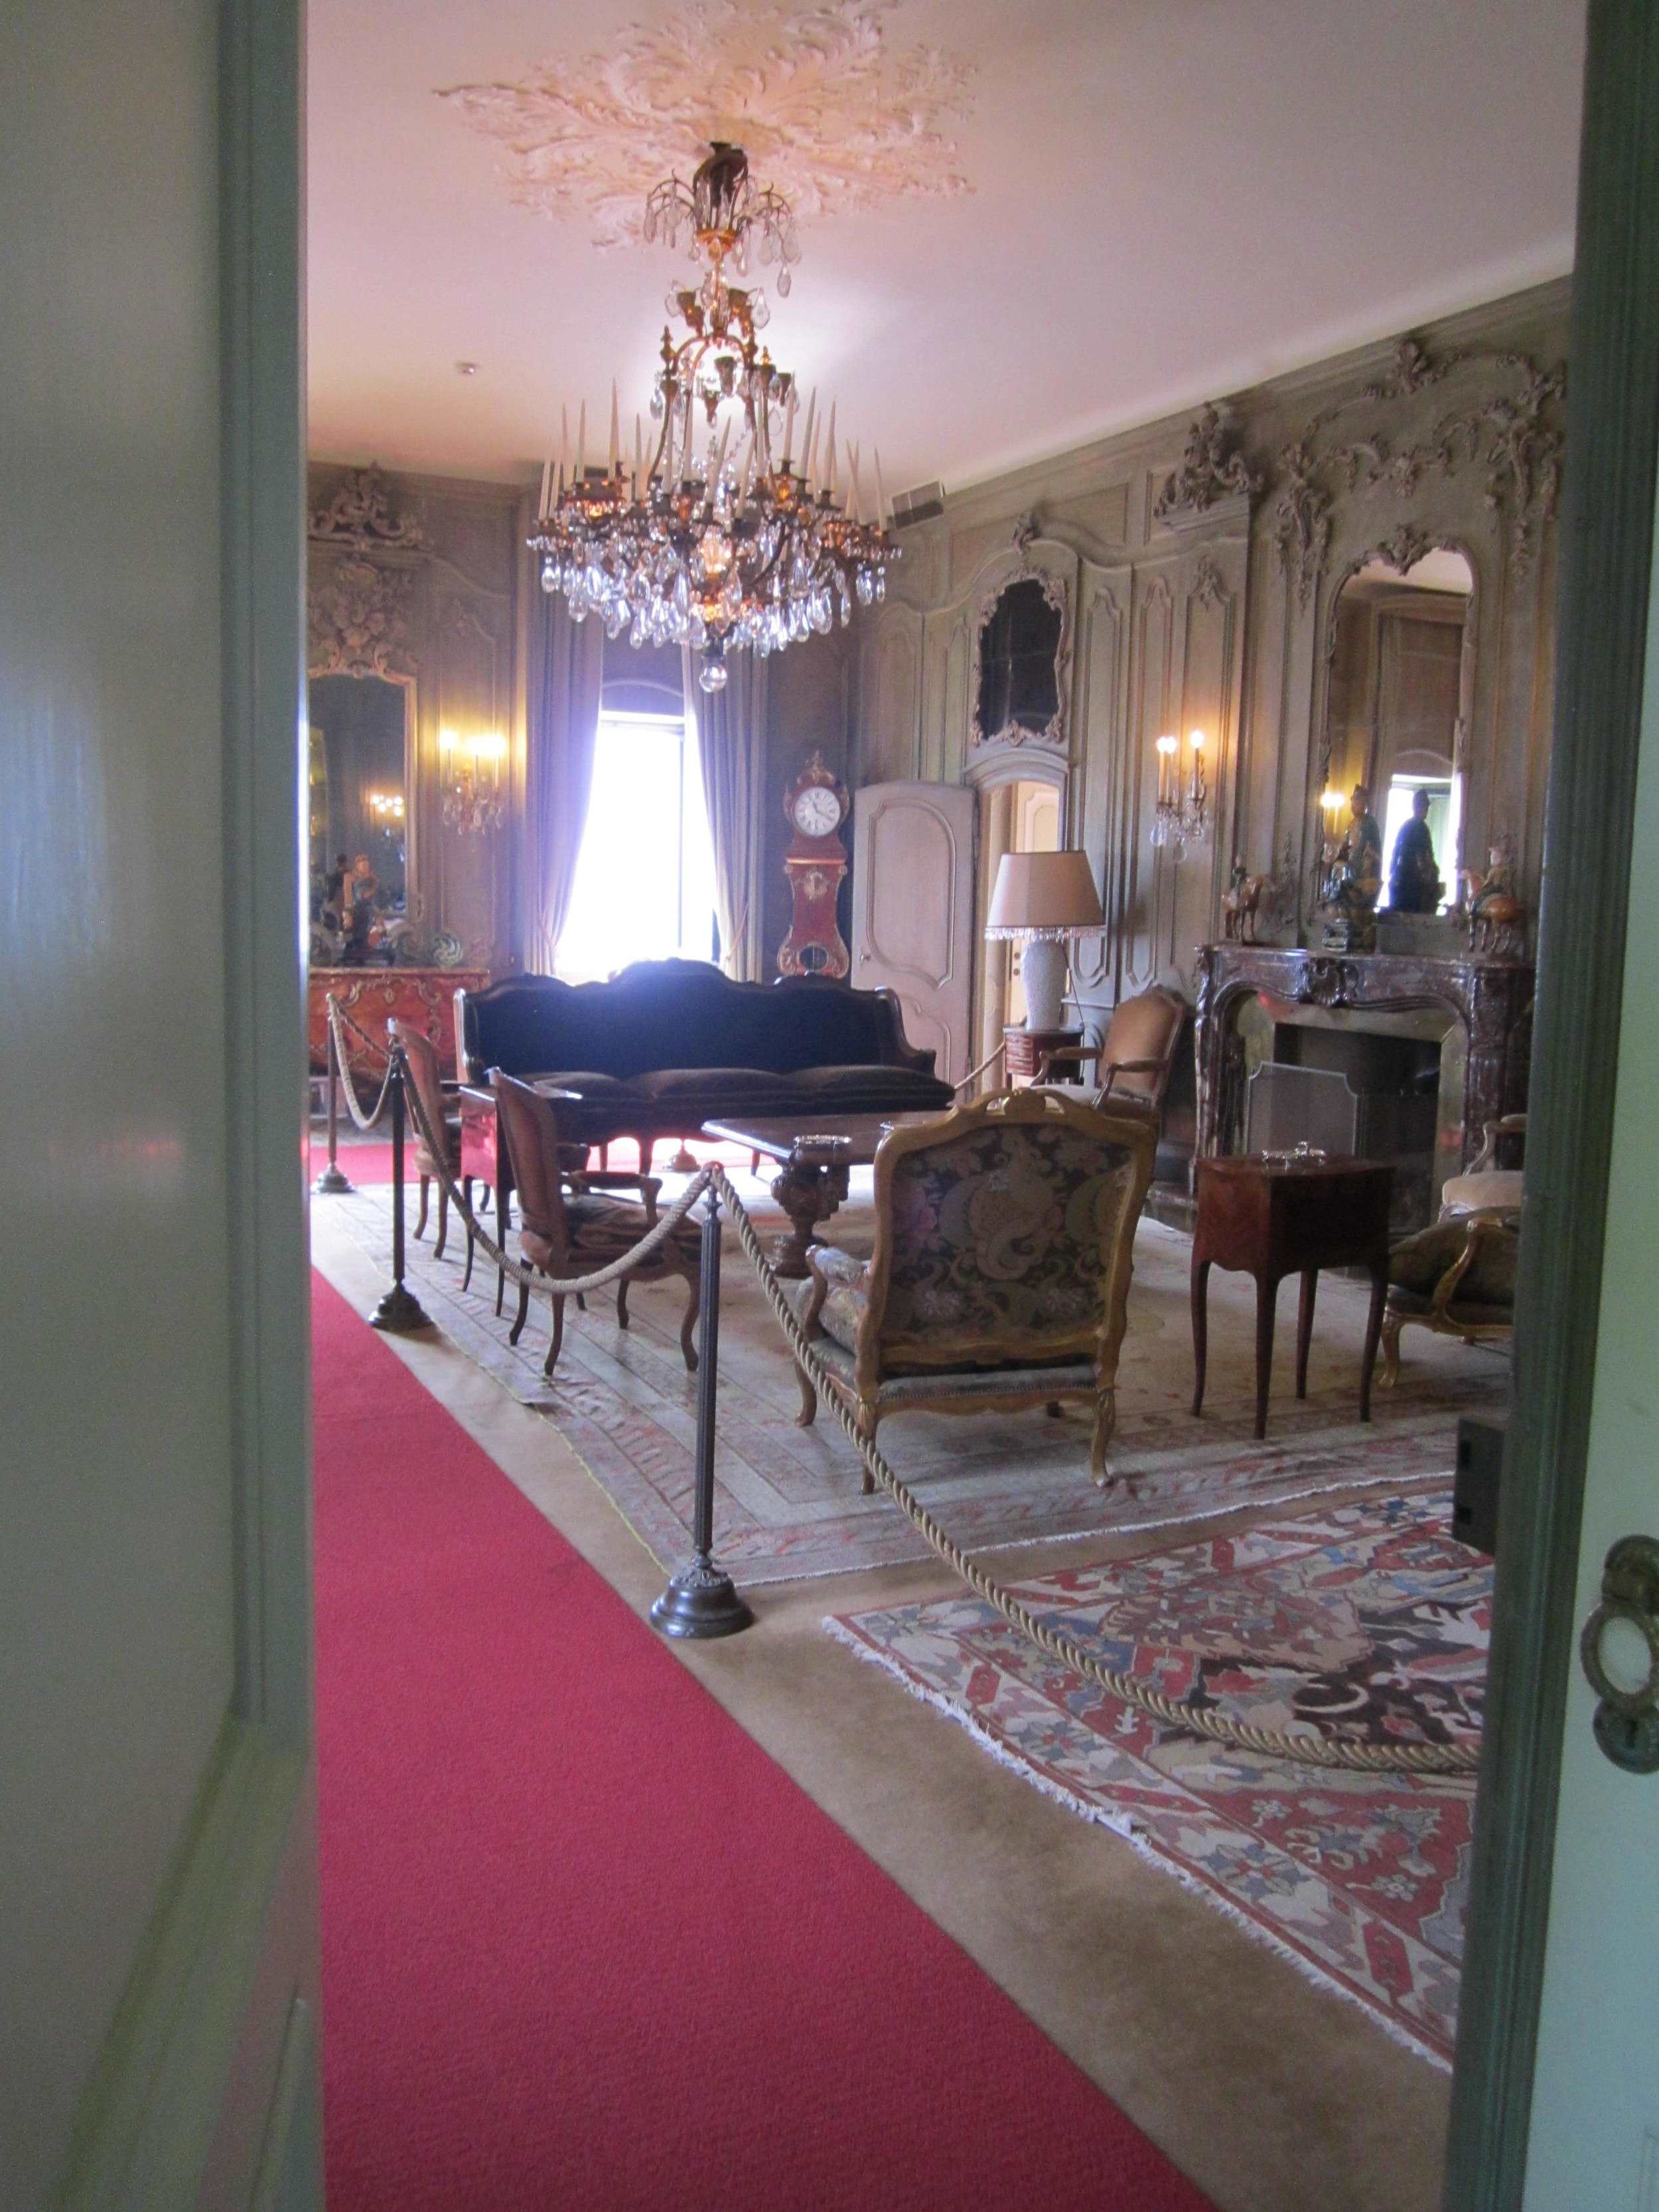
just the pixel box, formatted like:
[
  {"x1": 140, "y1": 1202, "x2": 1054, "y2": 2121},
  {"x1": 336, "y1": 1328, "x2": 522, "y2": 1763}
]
[{"x1": 791, "y1": 1090, "x2": 1158, "y2": 1487}]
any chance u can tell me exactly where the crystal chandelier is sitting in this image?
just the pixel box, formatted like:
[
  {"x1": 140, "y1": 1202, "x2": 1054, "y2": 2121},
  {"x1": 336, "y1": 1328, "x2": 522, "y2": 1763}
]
[
  {"x1": 528, "y1": 142, "x2": 899, "y2": 693},
  {"x1": 1150, "y1": 730, "x2": 1209, "y2": 855}
]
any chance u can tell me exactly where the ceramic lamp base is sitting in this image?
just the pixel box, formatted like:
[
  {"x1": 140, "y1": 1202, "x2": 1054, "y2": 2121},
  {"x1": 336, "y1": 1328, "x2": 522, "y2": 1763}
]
[{"x1": 1019, "y1": 936, "x2": 1069, "y2": 1032}]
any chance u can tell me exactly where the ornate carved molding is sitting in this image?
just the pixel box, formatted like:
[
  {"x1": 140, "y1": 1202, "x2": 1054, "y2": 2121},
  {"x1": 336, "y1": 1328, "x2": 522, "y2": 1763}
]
[
  {"x1": 1268, "y1": 334, "x2": 1565, "y2": 608},
  {"x1": 968, "y1": 522, "x2": 1071, "y2": 751},
  {"x1": 1190, "y1": 552, "x2": 1228, "y2": 611},
  {"x1": 308, "y1": 555, "x2": 417, "y2": 679},
  {"x1": 1153, "y1": 406, "x2": 1260, "y2": 523},
  {"x1": 437, "y1": 0, "x2": 975, "y2": 248},
  {"x1": 309, "y1": 465, "x2": 427, "y2": 552}
]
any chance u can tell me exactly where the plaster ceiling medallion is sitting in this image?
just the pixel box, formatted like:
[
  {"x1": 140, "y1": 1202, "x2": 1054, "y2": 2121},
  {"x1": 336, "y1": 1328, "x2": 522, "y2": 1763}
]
[{"x1": 435, "y1": 0, "x2": 975, "y2": 248}]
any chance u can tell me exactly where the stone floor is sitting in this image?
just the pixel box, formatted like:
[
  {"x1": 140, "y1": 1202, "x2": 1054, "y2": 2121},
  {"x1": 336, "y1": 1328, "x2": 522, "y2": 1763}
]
[{"x1": 311, "y1": 1169, "x2": 1501, "y2": 2212}]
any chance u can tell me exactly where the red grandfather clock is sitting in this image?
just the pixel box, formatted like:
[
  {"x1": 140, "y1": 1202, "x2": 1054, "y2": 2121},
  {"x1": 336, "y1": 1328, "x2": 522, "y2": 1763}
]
[{"x1": 778, "y1": 752, "x2": 851, "y2": 977}]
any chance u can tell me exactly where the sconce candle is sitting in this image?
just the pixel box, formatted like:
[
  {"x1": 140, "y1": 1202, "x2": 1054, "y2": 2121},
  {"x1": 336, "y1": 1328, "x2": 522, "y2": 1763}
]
[{"x1": 442, "y1": 729, "x2": 508, "y2": 836}]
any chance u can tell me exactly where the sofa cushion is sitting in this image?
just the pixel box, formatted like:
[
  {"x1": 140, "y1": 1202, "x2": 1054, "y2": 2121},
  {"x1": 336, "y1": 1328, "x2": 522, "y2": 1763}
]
[{"x1": 790, "y1": 1065, "x2": 955, "y2": 1109}]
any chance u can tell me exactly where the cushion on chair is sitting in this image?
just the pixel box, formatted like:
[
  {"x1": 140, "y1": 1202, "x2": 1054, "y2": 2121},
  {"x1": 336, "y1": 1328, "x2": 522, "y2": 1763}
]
[
  {"x1": 1439, "y1": 1169, "x2": 1525, "y2": 1217},
  {"x1": 798, "y1": 1331, "x2": 1098, "y2": 1404},
  {"x1": 793, "y1": 1244, "x2": 871, "y2": 1355},
  {"x1": 1387, "y1": 1216, "x2": 1519, "y2": 1306}
]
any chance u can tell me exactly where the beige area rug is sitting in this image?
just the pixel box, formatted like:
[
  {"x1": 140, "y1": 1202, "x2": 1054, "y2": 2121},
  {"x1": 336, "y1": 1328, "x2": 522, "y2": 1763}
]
[{"x1": 323, "y1": 1167, "x2": 1507, "y2": 1584}]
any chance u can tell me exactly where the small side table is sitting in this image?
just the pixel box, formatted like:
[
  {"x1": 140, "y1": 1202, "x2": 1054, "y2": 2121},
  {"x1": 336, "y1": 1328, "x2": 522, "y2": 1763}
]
[
  {"x1": 1190, "y1": 1155, "x2": 1393, "y2": 1439},
  {"x1": 1004, "y1": 1024, "x2": 1086, "y2": 1085}
]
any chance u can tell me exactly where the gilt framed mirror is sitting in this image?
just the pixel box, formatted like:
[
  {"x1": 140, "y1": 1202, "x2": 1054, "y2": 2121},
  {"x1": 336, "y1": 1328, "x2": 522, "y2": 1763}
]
[
  {"x1": 1318, "y1": 544, "x2": 1475, "y2": 917},
  {"x1": 974, "y1": 573, "x2": 1068, "y2": 749},
  {"x1": 307, "y1": 671, "x2": 417, "y2": 964}
]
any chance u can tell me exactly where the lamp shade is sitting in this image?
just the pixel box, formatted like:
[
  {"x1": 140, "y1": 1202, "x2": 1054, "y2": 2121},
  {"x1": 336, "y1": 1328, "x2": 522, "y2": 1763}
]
[{"x1": 984, "y1": 849, "x2": 1104, "y2": 938}]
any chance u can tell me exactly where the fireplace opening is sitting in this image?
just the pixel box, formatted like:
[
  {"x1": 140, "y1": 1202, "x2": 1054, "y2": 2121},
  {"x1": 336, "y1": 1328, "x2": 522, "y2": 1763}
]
[{"x1": 1239, "y1": 995, "x2": 1463, "y2": 1231}]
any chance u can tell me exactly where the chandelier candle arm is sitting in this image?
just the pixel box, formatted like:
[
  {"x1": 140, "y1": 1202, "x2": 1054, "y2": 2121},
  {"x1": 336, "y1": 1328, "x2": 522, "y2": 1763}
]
[{"x1": 528, "y1": 141, "x2": 899, "y2": 692}]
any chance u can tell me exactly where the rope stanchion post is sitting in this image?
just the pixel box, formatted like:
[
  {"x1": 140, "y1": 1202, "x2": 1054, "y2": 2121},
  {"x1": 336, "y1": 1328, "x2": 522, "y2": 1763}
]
[
  {"x1": 313, "y1": 1001, "x2": 354, "y2": 1195},
  {"x1": 370, "y1": 1053, "x2": 434, "y2": 1335},
  {"x1": 650, "y1": 1185, "x2": 755, "y2": 1640}
]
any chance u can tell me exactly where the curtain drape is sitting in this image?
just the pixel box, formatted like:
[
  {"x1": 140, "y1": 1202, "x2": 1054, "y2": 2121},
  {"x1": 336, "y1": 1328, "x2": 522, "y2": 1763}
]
[
  {"x1": 684, "y1": 645, "x2": 767, "y2": 978},
  {"x1": 525, "y1": 591, "x2": 604, "y2": 974}
]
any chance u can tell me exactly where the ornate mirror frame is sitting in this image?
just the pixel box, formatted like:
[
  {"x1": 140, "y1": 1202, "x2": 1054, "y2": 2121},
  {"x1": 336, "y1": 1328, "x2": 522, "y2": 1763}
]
[
  {"x1": 968, "y1": 518, "x2": 1073, "y2": 754},
  {"x1": 1311, "y1": 531, "x2": 1478, "y2": 913}
]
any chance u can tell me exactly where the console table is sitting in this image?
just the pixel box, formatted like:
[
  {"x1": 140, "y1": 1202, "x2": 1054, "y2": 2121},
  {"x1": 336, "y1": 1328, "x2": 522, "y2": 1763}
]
[
  {"x1": 309, "y1": 966, "x2": 491, "y2": 1079},
  {"x1": 1192, "y1": 944, "x2": 1533, "y2": 1173}
]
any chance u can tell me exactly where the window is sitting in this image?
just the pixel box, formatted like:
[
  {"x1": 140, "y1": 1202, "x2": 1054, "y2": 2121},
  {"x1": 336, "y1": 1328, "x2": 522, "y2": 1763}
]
[
  {"x1": 556, "y1": 710, "x2": 719, "y2": 982},
  {"x1": 1378, "y1": 773, "x2": 1459, "y2": 913}
]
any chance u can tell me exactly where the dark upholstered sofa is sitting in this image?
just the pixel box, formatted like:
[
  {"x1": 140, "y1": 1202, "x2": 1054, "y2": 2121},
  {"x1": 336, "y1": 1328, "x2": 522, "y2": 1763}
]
[{"x1": 455, "y1": 959, "x2": 955, "y2": 1165}]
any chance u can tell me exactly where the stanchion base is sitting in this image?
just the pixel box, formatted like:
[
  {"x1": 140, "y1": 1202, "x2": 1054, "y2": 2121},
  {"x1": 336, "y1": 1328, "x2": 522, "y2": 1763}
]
[
  {"x1": 650, "y1": 1556, "x2": 755, "y2": 1640},
  {"x1": 313, "y1": 1165, "x2": 355, "y2": 1195},
  {"x1": 370, "y1": 1284, "x2": 433, "y2": 1334}
]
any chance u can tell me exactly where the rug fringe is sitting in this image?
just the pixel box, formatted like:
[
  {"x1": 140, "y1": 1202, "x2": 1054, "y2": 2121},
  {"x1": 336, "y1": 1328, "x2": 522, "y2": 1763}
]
[{"x1": 822, "y1": 1617, "x2": 1454, "y2": 2075}]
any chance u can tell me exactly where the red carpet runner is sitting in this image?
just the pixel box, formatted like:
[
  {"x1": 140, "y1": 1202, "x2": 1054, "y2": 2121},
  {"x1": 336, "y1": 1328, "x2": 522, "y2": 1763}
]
[{"x1": 313, "y1": 1274, "x2": 1215, "y2": 2211}]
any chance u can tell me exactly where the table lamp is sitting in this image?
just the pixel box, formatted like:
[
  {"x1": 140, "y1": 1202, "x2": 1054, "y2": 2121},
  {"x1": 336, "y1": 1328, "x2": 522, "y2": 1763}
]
[{"x1": 984, "y1": 850, "x2": 1105, "y2": 1031}]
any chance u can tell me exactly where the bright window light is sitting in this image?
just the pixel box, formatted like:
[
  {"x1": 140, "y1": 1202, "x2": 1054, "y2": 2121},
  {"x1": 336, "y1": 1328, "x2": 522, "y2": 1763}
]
[
  {"x1": 1378, "y1": 774, "x2": 1458, "y2": 912},
  {"x1": 557, "y1": 710, "x2": 719, "y2": 981}
]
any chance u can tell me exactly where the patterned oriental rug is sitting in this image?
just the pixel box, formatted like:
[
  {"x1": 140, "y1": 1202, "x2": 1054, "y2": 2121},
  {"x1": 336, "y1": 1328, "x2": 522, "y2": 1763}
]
[
  {"x1": 830, "y1": 1492, "x2": 1486, "y2": 2068},
  {"x1": 326, "y1": 1171, "x2": 1506, "y2": 1585}
]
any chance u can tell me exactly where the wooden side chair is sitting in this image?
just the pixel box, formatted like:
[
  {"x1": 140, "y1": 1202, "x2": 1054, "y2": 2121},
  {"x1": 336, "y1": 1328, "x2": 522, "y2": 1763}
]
[
  {"x1": 490, "y1": 1071, "x2": 701, "y2": 1379},
  {"x1": 390, "y1": 1019, "x2": 496, "y2": 1291},
  {"x1": 790, "y1": 1089, "x2": 1158, "y2": 1486}
]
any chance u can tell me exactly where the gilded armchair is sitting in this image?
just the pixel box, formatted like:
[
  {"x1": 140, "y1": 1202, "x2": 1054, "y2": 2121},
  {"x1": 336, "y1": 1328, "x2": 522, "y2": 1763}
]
[
  {"x1": 790, "y1": 1090, "x2": 1158, "y2": 1487},
  {"x1": 1378, "y1": 1209, "x2": 1518, "y2": 1384}
]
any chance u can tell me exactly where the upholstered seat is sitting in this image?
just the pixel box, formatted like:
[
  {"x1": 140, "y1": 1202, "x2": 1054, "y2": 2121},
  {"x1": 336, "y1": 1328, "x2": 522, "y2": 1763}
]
[
  {"x1": 491, "y1": 1070, "x2": 702, "y2": 1378},
  {"x1": 791, "y1": 1089, "x2": 1157, "y2": 1487},
  {"x1": 1438, "y1": 1112, "x2": 1527, "y2": 1219},
  {"x1": 1378, "y1": 1207, "x2": 1518, "y2": 1384}
]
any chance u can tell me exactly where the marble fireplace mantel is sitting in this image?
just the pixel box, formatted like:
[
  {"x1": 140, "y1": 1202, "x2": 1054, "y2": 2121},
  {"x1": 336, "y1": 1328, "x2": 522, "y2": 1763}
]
[{"x1": 1193, "y1": 942, "x2": 1534, "y2": 1171}]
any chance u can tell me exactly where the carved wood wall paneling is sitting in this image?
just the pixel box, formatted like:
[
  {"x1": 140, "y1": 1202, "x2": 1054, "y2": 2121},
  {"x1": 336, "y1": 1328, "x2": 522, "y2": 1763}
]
[
  {"x1": 859, "y1": 603, "x2": 923, "y2": 786},
  {"x1": 1174, "y1": 539, "x2": 1247, "y2": 994},
  {"x1": 836, "y1": 285, "x2": 1567, "y2": 1002},
  {"x1": 940, "y1": 613, "x2": 971, "y2": 782},
  {"x1": 1070, "y1": 565, "x2": 1131, "y2": 1006},
  {"x1": 1129, "y1": 570, "x2": 1177, "y2": 991}
]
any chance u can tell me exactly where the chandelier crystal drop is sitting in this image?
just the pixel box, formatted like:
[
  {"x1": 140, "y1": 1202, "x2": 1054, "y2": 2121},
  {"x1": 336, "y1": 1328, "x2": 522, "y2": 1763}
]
[{"x1": 528, "y1": 141, "x2": 899, "y2": 694}]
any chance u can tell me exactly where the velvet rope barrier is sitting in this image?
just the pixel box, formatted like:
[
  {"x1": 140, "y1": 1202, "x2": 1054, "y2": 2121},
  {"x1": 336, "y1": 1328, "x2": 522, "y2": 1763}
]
[{"x1": 388, "y1": 1051, "x2": 1480, "y2": 1776}]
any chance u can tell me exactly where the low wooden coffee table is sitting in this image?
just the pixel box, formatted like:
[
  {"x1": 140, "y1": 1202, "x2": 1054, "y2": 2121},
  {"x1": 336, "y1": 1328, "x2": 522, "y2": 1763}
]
[
  {"x1": 703, "y1": 1110, "x2": 946, "y2": 1277},
  {"x1": 1190, "y1": 1153, "x2": 1394, "y2": 1439}
]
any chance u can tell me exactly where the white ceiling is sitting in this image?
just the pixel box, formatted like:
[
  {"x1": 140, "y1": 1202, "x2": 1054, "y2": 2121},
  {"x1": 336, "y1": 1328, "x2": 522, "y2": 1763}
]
[{"x1": 307, "y1": 0, "x2": 1585, "y2": 498}]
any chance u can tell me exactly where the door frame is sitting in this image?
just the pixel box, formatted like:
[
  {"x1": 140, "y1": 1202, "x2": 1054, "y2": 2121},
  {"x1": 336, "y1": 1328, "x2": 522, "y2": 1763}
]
[{"x1": 1444, "y1": 3, "x2": 1659, "y2": 2203}]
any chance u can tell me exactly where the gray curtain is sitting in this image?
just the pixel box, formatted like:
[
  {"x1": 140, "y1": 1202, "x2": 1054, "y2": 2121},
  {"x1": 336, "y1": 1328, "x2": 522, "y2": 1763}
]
[
  {"x1": 684, "y1": 645, "x2": 767, "y2": 978},
  {"x1": 525, "y1": 591, "x2": 604, "y2": 973}
]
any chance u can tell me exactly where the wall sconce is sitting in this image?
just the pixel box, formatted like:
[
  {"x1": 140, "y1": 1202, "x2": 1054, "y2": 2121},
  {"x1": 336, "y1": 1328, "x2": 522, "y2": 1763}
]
[
  {"x1": 1151, "y1": 729, "x2": 1209, "y2": 855},
  {"x1": 440, "y1": 729, "x2": 507, "y2": 835},
  {"x1": 366, "y1": 790, "x2": 405, "y2": 825}
]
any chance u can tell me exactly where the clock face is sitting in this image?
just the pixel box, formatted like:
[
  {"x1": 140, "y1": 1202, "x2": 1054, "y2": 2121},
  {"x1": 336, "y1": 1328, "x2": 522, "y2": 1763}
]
[{"x1": 792, "y1": 782, "x2": 843, "y2": 838}]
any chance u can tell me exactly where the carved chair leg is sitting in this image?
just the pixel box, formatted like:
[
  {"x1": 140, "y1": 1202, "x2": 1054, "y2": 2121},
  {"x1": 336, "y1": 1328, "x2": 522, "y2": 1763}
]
[
  {"x1": 794, "y1": 1360, "x2": 818, "y2": 1428},
  {"x1": 576, "y1": 1292, "x2": 587, "y2": 1313},
  {"x1": 1090, "y1": 1391, "x2": 1118, "y2": 1489},
  {"x1": 616, "y1": 1277, "x2": 630, "y2": 1330},
  {"x1": 751, "y1": 1148, "x2": 762, "y2": 1175},
  {"x1": 542, "y1": 1295, "x2": 566, "y2": 1378},
  {"x1": 460, "y1": 1179, "x2": 476, "y2": 1292},
  {"x1": 678, "y1": 1258, "x2": 700, "y2": 1374},
  {"x1": 1379, "y1": 1309, "x2": 1404, "y2": 1388},
  {"x1": 509, "y1": 1276, "x2": 530, "y2": 1347},
  {"x1": 434, "y1": 1179, "x2": 449, "y2": 1261},
  {"x1": 413, "y1": 1175, "x2": 431, "y2": 1241}
]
